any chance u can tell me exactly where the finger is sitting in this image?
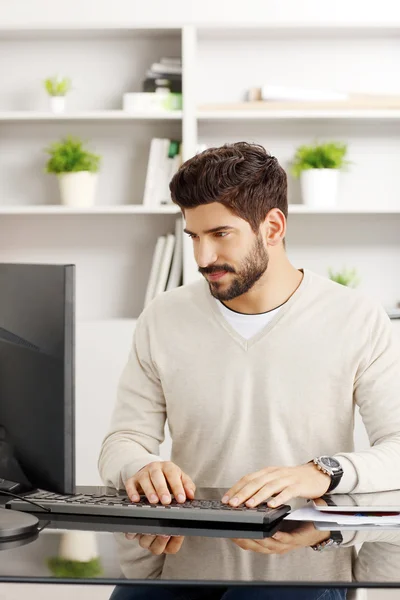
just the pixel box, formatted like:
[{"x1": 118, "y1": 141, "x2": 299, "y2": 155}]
[
  {"x1": 231, "y1": 538, "x2": 254, "y2": 551},
  {"x1": 148, "y1": 536, "x2": 171, "y2": 555},
  {"x1": 227, "y1": 475, "x2": 271, "y2": 507},
  {"x1": 181, "y1": 472, "x2": 196, "y2": 499},
  {"x1": 148, "y1": 466, "x2": 172, "y2": 505},
  {"x1": 162, "y1": 463, "x2": 187, "y2": 503},
  {"x1": 269, "y1": 531, "x2": 295, "y2": 545},
  {"x1": 232, "y1": 538, "x2": 291, "y2": 555},
  {"x1": 222, "y1": 468, "x2": 282, "y2": 503},
  {"x1": 125, "y1": 479, "x2": 141, "y2": 502},
  {"x1": 222, "y1": 476, "x2": 258, "y2": 504},
  {"x1": 136, "y1": 472, "x2": 159, "y2": 503},
  {"x1": 231, "y1": 538, "x2": 281, "y2": 554},
  {"x1": 164, "y1": 535, "x2": 185, "y2": 554},
  {"x1": 138, "y1": 535, "x2": 158, "y2": 550},
  {"x1": 246, "y1": 478, "x2": 294, "y2": 508},
  {"x1": 267, "y1": 485, "x2": 298, "y2": 508},
  {"x1": 124, "y1": 533, "x2": 137, "y2": 540},
  {"x1": 256, "y1": 539, "x2": 293, "y2": 555}
]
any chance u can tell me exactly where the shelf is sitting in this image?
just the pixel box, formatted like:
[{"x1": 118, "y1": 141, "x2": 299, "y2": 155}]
[
  {"x1": 197, "y1": 24, "x2": 400, "y2": 40},
  {"x1": 0, "y1": 27, "x2": 181, "y2": 40},
  {"x1": 0, "y1": 111, "x2": 183, "y2": 123},
  {"x1": 288, "y1": 205, "x2": 400, "y2": 214},
  {"x1": 197, "y1": 109, "x2": 400, "y2": 121},
  {"x1": 0, "y1": 205, "x2": 181, "y2": 215},
  {"x1": 1, "y1": 205, "x2": 398, "y2": 216},
  {"x1": 0, "y1": 205, "x2": 398, "y2": 216}
]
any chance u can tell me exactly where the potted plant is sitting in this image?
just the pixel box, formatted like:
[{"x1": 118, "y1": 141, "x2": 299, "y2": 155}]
[
  {"x1": 328, "y1": 267, "x2": 360, "y2": 288},
  {"x1": 47, "y1": 531, "x2": 103, "y2": 578},
  {"x1": 290, "y1": 141, "x2": 350, "y2": 208},
  {"x1": 44, "y1": 75, "x2": 72, "y2": 114},
  {"x1": 44, "y1": 135, "x2": 101, "y2": 208}
]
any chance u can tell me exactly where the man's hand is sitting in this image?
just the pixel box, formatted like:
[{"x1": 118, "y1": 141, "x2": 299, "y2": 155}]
[
  {"x1": 125, "y1": 461, "x2": 196, "y2": 505},
  {"x1": 222, "y1": 463, "x2": 330, "y2": 508},
  {"x1": 124, "y1": 532, "x2": 185, "y2": 556},
  {"x1": 232, "y1": 522, "x2": 331, "y2": 555}
]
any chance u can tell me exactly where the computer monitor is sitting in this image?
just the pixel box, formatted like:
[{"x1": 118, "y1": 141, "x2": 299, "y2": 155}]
[{"x1": 0, "y1": 263, "x2": 75, "y2": 496}]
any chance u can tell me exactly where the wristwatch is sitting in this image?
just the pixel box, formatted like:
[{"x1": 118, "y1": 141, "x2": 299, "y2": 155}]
[
  {"x1": 311, "y1": 456, "x2": 343, "y2": 492},
  {"x1": 311, "y1": 530, "x2": 343, "y2": 551}
]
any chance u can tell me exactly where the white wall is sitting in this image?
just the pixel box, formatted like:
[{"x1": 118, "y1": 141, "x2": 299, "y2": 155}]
[{"x1": 75, "y1": 320, "x2": 172, "y2": 485}]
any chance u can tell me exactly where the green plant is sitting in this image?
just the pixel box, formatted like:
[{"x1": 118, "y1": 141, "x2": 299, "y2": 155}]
[
  {"x1": 44, "y1": 75, "x2": 72, "y2": 96},
  {"x1": 291, "y1": 141, "x2": 350, "y2": 178},
  {"x1": 47, "y1": 557, "x2": 103, "y2": 578},
  {"x1": 44, "y1": 136, "x2": 101, "y2": 174},
  {"x1": 328, "y1": 267, "x2": 360, "y2": 288}
]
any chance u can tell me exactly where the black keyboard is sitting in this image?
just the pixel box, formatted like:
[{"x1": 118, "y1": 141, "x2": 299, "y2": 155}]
[{"x1": 7, "y1": 491, "x2": 290, "y2": 526}]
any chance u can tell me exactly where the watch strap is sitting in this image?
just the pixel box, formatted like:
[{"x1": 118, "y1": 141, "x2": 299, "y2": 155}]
[
  {"x1": 309, "y1": 457, "x2": 343, "y2": 493},
  {"x1": 311, "y1": 530, "x2": 343, "y2": 551},
  {"x1": 327, "y1": 470, "x2": 343, "y2": 492}
]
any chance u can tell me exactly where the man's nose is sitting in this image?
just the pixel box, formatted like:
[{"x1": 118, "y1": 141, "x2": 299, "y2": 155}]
[{"x1": 196, "y1": 240, "x2": 218, "y2": 269}]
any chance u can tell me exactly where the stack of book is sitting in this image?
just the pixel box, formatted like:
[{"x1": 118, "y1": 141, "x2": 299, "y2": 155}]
[
  {"x1": 142, "y1": 57, "x2": 182, "y2": 95},
  {"x1": 143, "y1": 138, "x2": 182, "y2": 207},
  {"x1": 143, "y1": 217, "x2": 184, "y2": 308}
]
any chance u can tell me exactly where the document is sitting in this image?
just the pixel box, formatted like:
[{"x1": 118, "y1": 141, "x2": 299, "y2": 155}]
[{"x1": 287, "y1": 505, "x2": 400, "y2": 526}]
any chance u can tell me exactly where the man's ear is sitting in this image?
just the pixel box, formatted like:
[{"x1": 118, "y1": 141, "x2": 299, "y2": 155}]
[{"x1": 265, "y1": 208, "x2": 286, "y2": 246}]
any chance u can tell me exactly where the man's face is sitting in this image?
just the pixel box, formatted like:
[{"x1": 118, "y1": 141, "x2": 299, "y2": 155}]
[{"x1": 184, "y1": 203, "x2": 269, "y2": 301}]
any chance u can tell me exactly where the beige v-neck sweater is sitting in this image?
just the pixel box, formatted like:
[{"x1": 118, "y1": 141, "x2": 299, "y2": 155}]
[{"x1": 98, "y1": 268, "x2": 400, "y2": 495}]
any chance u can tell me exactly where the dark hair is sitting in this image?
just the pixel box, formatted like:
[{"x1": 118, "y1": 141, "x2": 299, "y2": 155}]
[{"x1": 169, "y1": 141, "x2": 288, "y2": 243}]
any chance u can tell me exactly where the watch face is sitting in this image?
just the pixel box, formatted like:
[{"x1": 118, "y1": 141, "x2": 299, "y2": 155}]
[{"x1": 321, "y1": 457, "x2": 341, "y2": 469}]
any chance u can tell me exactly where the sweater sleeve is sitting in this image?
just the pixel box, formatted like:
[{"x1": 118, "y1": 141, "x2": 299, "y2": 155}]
[
  {"x1": 98, "y1": 312, "x2": 166, "y2": 490},
  {"x1": 333, "y1": 305, "x2": 400, "y2": 494}
]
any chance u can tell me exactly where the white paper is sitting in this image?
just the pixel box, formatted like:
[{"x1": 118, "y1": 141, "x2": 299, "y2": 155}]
[{"x1": 286, "y1": 506, "x2": 400, "y2": 526}]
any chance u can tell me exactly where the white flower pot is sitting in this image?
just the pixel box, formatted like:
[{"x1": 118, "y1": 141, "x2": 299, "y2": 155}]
[
  {"x1": 300, "y1": 169, "x2": 339, "y2": 208},
  {"x1": 59, "y1": 531, "x2": 98, "y2": 562},
  {"x1": 58, "y1": 172, "x2": 98, "y2": 208},
  {"x1": 50, "y1": 96, "x2": 66, "y2": 114}
]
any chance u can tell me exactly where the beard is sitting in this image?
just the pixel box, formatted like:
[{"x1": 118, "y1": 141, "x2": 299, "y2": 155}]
[{"x1": 201, "y1": 233, "x2": 269, "y2": 302}]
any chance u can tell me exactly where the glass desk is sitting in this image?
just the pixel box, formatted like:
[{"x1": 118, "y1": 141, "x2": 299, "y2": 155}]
[{"x1": 1, "y1": 490, "x2": 400, "y2": 600}]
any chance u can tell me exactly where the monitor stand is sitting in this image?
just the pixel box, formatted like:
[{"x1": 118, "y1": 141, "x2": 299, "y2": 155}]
[
  {"x1": 0, "y1": 426, "x2": 35, "y2": 495},
  {"x1": 0, "y1": 507, "x2": 39, "y2": 542},
  {"x1": 0, "y1": 427, "x2": 39, "y2": 540}
]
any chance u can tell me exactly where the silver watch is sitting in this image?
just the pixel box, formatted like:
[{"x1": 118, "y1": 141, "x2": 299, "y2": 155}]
[
  {"x1": 312, "y1": 456, "x2": 343, "y2": 493},
  {"x1": 311, "y1": 531, "x2": 343, "y2": 551}
]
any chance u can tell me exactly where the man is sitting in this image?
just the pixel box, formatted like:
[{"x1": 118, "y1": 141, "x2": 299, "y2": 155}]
[{"x1": 99, "y1": 142, "x2": 400, "y2": 595}]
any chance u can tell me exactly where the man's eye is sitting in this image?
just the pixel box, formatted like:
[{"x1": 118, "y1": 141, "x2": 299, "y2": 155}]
[{"x1": 215, "y1": 232, "x2": 228, "y2": 238}]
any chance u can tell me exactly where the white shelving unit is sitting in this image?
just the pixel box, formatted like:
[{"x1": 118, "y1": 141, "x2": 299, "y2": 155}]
[
  {"x1": 2, "y1": 23, "x2": 400, "y2": 311},
  {"x1": 0, "y1": 25, "x2": 185, "y2": 321}
]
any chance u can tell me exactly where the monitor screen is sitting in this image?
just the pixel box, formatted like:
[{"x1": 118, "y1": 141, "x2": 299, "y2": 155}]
[{"x1": 0, "y1": 263, "x2": 75, "y2": 494}]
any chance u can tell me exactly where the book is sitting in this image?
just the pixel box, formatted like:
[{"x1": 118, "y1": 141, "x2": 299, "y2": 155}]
[
  {"x1": 199, "y1": 94, "x2": 400, "y2": 112},
  {"x1": 150, "y1": 62, "x2": 182, "y2": 75},
  {"x1": 143, "y1": 236, "x2": 167, "y2": 307},
  {"x1": 160, "y1": 140, "x2": 182, "y2": 205},
  {"x1": 143, "y1": 139, "x2": 181, "y2": 207},
  {"x1": 154, "y1": 233, "x2": 176, "y2": 297},
  {"x1": 143, "y1": 138, "x2": 169, "y2": 208},
  {"x1": 160, "y1": 57, "x2": 182, "y2": 66},
  {"x1": 166, "y1": 217, "x2": 183, "y2": 291},
  {"x1": 261, "y1": 85, "x2": 349, "y2": 102}
]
